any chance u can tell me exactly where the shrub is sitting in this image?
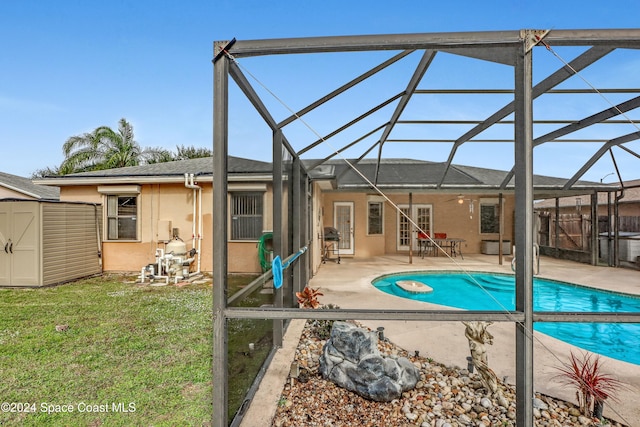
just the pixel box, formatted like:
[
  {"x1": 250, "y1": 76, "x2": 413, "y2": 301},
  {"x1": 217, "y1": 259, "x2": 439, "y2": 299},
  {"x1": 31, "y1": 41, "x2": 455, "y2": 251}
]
[
  {"x1": 296, "y1": 286, "x2": 323, "y2": 309},
  {"x1": 553, "y1": 350, "x2": 625, "y2": 419}
]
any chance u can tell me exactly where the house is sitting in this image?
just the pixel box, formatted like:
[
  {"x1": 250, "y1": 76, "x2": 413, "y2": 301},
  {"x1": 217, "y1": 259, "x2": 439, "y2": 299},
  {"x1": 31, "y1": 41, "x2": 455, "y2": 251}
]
[
  {"x1": 0, "y1": 171, "x2": 59, "y2": 200},
  {"x1": 35, "y1": 157, "x2": 272, "y2": 274},
  {"x1": 533, "y1": 179, "x2": 640, "y2": 218},
  {"x1": 35, "y1": 156, "x2": 610, "y2": 275},
  {"x1": 310, "y1": 158, "x2": 609, "y2": 260}
]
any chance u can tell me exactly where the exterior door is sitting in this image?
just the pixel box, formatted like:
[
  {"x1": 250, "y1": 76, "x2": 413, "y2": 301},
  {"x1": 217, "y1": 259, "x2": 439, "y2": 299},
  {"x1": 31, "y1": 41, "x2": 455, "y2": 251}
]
[
  {"x1": 0, "y1": 202, "x2": 39, "y2": 286},
  {"x1": 334, "y1": 202, "x2": 354, "y2": 255},
  {"x1": 397, "y1": 204, "x2": 432, "y2": 251},
  {"x1": 11, "y1": 205, "x2": 39, "y2": 285},
  {"x1": 0, "y1": 205, "x2": 9, "y2": 284}
]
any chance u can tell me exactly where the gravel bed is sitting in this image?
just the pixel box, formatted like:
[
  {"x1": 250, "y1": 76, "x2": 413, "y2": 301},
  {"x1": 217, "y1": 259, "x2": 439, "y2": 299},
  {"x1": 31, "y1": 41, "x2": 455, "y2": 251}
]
[{"x1": 271, "y1": 321, "x2": 626, "y2": 427}]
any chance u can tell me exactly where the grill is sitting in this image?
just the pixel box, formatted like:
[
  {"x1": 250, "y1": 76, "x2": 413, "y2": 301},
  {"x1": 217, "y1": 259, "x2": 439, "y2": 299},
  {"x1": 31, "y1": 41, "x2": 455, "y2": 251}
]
[{"x1": 322, "y1": 227, "x2": 341, "y2": 263}]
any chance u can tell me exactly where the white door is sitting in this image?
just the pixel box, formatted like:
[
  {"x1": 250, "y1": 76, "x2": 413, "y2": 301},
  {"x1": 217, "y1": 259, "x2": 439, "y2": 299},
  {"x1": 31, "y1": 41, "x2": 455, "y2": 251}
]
[
  {"x1": 334, "y1": 202, "x2": 354, "y2": 255},
  {"x1": 397, "y1": 204, "x2": 432, "y2": 251}
]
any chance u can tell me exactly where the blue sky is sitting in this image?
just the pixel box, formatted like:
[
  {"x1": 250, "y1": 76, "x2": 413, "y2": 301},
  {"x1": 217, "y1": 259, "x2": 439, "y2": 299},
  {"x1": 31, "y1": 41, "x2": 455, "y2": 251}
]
[{"x1": 2, "y1": 1, "x2": 640, "y2": 182}]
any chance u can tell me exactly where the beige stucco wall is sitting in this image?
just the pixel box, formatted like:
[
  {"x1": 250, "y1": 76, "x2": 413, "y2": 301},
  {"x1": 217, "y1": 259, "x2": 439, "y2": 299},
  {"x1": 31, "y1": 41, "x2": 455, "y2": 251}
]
[
  {"x1": 60, "y1": 181, "x2": 277, "y2": 274},
  {"x1": 60, "y1": 183, "x2": 216, "y2": 273},
  {"x1": 321, "y1": 191, "x2": 515, "y2": 258},
  {"x1": 58, "y1": 179, "x2": 521, "y2": 272}
]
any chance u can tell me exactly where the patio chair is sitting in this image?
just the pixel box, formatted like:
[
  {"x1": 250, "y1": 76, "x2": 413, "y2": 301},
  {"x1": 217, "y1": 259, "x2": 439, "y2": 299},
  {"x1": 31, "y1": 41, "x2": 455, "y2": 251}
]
[
  {"x1": 418, "y1": 232, "x2": 434, "y2": 258},
  {"x1": 433, "y1": 233, "x2": 452, "y2": 256}
]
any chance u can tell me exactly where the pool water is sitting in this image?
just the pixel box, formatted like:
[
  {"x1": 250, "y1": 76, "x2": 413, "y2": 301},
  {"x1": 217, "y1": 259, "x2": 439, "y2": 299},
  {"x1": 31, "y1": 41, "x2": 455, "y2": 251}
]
[{"x1": 372, "y1": 272, "x2": 640, "y2": 365}]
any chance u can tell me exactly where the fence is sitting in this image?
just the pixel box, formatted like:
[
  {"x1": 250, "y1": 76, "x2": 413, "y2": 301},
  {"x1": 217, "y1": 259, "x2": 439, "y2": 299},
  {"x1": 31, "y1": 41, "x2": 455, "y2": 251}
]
[
  {"x1": 539, "y1": 213, "x2": 591, "y2": 251},
  {"x1": 539, "y1": 213, "x2": 640, "y2": 253}
]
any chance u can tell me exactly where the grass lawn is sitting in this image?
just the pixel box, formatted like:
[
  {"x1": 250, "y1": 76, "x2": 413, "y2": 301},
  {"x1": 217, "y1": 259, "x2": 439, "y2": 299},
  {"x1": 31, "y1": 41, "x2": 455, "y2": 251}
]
[{"x1": 0, "y1": 274, "x2": 268, "y2": 426}]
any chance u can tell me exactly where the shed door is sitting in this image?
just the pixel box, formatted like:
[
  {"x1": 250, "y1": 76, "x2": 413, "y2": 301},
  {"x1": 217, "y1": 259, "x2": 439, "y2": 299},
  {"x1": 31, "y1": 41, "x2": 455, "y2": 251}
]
[
  {"x1": 0, "y1": 203, "x2": 39, "y2": 286},
  {"x1": 0, "y1": 205, "x2": 9, "y2": 284},
  {"x1": 11, "y1": 205, "x2": 40, "y2": 285}
]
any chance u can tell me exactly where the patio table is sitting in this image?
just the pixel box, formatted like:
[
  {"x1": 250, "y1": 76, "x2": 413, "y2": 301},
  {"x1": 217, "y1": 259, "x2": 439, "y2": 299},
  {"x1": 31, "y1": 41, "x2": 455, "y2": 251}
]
[{"x1": 419, "y1": 237, "x2": 465, "y2": 259}]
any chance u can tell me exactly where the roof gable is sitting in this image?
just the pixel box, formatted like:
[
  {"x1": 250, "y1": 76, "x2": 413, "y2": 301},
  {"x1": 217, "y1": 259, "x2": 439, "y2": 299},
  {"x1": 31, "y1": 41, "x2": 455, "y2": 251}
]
[{"x1": 0, "y1": 172, "x2": 60, "y2": 200}]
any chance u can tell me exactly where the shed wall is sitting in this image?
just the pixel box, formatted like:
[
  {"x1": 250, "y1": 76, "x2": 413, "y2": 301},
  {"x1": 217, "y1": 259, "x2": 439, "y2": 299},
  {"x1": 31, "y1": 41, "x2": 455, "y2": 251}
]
[{"x1": 42, "y1": 203, "x2": 102, "y2": 286}]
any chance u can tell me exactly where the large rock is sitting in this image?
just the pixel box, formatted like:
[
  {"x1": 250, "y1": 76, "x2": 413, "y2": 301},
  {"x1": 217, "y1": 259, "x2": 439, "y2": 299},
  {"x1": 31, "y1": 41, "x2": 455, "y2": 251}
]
[{"x1": 319, "y1": 321, "x2": 420, "y2": 402}]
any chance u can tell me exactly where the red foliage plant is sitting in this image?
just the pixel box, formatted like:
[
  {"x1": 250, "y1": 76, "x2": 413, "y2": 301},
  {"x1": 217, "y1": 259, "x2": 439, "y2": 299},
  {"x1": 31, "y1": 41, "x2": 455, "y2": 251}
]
[
  {"x1": 296, "y1": 286, "x2": 323, "y2": 309},
  {"x1": 553, "y1": 350, "x2": 625, "y2": 417}
]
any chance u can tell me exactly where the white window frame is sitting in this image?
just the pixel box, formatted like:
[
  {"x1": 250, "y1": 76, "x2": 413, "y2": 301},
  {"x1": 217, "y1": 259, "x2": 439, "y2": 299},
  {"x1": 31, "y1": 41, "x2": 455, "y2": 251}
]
[{"x1": 97, "y1": 186, "x2": 141, "y2": 242}]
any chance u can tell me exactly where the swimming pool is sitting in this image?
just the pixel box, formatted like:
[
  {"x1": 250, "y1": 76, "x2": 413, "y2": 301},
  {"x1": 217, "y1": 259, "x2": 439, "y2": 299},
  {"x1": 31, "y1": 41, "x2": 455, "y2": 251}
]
[{"x1": 372, "y1": 271, "x2": 640, "y2": 365}]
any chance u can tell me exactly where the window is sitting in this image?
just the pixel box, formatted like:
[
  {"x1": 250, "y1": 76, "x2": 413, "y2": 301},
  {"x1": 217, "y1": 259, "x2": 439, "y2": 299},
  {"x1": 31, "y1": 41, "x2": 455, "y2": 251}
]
[
  {"x1": 367, "y1": 201, "x2": 383, "y2": 235},
  {"x1": 231, "y1": 192, "x2": 263, "y2": 240},
  {"x1": 107, "y1": 195, "x2": 138, "y2": 240},
  {"x1": 480, "y1": 198, "x2": 500, "y2": 234}
]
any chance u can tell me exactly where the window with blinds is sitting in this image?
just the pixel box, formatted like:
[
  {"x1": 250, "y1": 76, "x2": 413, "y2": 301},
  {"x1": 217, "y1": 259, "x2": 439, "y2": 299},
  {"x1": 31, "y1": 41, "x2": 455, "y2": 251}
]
[{"x1": 231, "y1": 192, "x2": 264, "y2": 240}]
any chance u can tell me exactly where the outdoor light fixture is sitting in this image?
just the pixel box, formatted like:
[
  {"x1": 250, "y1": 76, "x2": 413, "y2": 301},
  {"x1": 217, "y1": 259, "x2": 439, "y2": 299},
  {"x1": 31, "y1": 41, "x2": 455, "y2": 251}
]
[
  {"x1": 600, "y1": 172, "x2": 614, "y2": 183},
  {"x1": 457, "y1": 198, "x2": 464, "y2": 204}
]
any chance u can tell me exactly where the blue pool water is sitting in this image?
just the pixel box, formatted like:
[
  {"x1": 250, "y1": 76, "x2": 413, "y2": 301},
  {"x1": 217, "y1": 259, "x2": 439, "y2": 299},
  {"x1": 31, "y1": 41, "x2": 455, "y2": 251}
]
[{"x1": 372, "y1": 272, "x2": 640, "y2": 365}]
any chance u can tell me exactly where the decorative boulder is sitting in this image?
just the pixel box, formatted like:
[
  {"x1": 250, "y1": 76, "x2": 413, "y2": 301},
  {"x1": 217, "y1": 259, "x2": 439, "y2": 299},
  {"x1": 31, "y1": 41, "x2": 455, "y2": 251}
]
[{"x1": 319, "y1": 321, "x2": 420, "y2": 402}]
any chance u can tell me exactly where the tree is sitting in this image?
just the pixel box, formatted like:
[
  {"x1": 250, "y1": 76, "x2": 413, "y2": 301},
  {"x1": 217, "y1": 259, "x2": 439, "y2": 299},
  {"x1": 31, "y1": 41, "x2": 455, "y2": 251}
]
[
  {"x1": 143, "y1": 145, "x2": 212, "y2": 164},
  {"x1": 173, "y1": 144, "x2": 212, "y2": 160},
  {"x1": 31, "y1": 119, "x2": 212, "y2": 176},
  {"x1": 31, "y1": 164, "x2": 75, "y2": 178},
  {"x1": 60, "y1": 118, "x2": 145, "y2": 173},
  {"x1": 142, "y1": 147, "x2": 175, "y2": 164}
]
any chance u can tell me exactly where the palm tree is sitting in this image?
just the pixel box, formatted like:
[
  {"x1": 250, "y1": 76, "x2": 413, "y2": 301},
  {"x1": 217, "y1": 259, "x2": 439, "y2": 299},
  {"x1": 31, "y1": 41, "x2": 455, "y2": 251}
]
[
  {"x1": 32, "y1": 119, "x2": 212, "y2": 176},
  {"x1": 61, "y1": 118, "x2": 145, "y2": 173}
]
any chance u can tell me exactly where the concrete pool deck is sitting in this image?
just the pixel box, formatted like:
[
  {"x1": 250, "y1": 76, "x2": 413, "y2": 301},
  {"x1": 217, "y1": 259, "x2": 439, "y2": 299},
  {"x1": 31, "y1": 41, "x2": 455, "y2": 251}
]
[{"x1": 241, "y1": 254, "x2": 640, "y2": 426}]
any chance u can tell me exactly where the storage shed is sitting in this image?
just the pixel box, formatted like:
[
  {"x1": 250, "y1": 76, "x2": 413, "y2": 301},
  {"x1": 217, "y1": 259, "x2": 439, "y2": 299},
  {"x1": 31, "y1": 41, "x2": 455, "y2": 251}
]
[{"x1": 0, "y1": 199, "x2": 102, "y2": 287}]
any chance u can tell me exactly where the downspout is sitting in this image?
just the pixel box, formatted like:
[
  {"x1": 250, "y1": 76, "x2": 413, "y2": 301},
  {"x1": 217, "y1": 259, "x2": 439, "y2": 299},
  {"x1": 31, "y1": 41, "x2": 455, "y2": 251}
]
[
  {"x1": 184, "y1": 173, "x2": 202, "y2": 275},
  {"x1": 197, "y1": 176, "x2": 203, "y2": 274},
  {"x1": 94, "y1": 203, "x2": 102, "y2": 268}
]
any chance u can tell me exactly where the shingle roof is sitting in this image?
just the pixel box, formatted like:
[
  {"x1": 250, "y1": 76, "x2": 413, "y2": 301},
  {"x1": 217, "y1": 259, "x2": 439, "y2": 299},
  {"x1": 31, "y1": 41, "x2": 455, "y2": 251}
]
[
  {"x1": 534, "y1": 180, "x2": 640, "y2": 208},
  {"x1": 0, "y1": 172, "x2": 60, "y2": 200},
  {"x1": 307, "y1": 158, "x2": 602, "y2": 190},
  {"x1": 39, "y1": 156, "x2": 271, "y2": 178},
  {"x1": 34, "y1": 155, "x2": 614, "y2": 194},
  {"x1": 334, "y1": 160, "x2": 482, "y2": 187}
]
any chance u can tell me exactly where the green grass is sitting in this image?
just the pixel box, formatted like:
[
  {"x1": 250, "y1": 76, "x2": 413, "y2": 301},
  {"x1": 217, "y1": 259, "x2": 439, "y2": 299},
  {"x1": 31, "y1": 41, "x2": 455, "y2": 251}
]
[{"x1": 0, "y1": 274, "x2": 270, "y2": 426}]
